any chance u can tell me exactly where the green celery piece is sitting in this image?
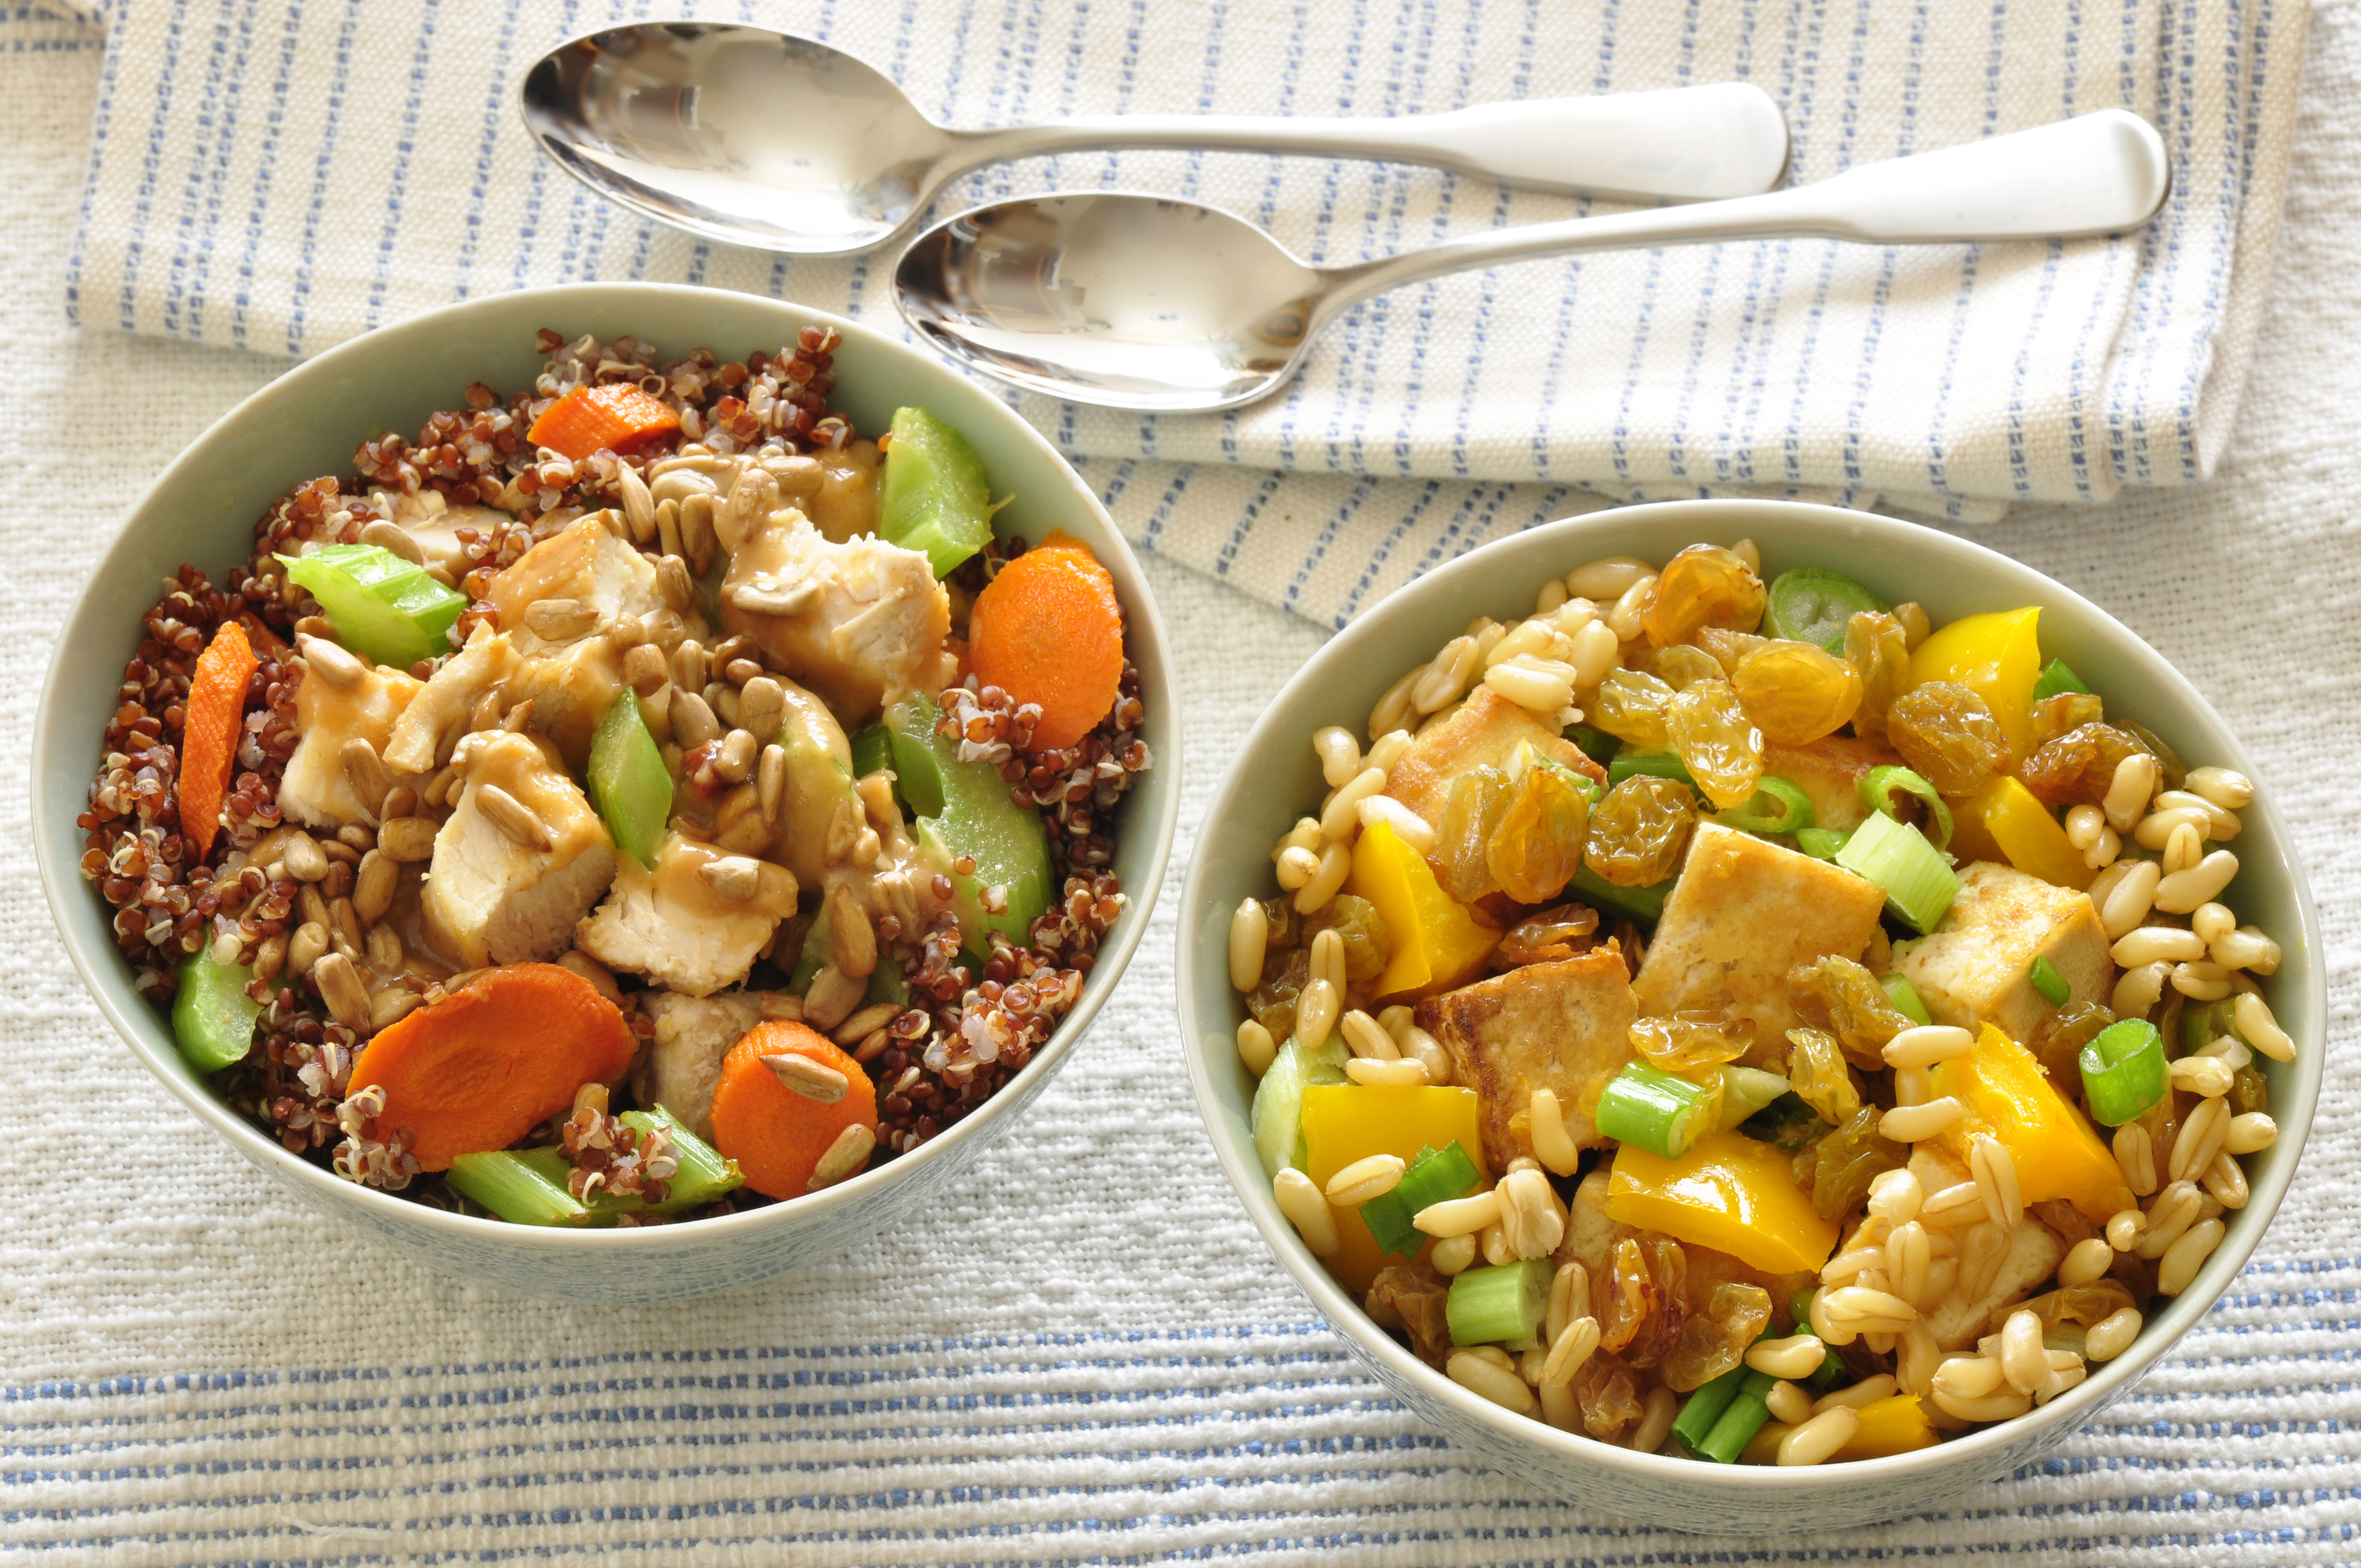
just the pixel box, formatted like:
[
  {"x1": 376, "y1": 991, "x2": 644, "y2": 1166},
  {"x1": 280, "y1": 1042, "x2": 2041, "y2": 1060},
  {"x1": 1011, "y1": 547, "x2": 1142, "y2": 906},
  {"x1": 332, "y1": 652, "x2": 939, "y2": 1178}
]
[
  {"x1": 1881, "y1": 972, "x2": 1934, "y2": 1026},
  {"x1": 280, "y1": 544, "x2": 465, "y2": 669},
  {"x1": 1358, "y1": 1141, "x2": 1483, "y2": 1256},
  {"x1": 2032, "y1": 658, "x2": 2090, "y2": 700},
  {"x1": 865, "y1": 955, "x2": 910, "y2": 1008},
  {"x1": 878, "y1": 407, "x2": 995, "y2": 577},
  {"x1": 1835, "y1": 811, "x2": 1960, "y2": 934},
  {"x1": 886, "y1": 693, "x2": 1052, "y2": 952},
  {"x1": 848, "y1": 722, "x2": 896, "y2": 785},
  {"x1": 1445, "y1": 1260, "x2": 1554, "y2": 1349},
  {"x1": 587, "y1": 692, "x2": 672, "y2": 868},
  {"x1": 883, "y1": 695, "x2": 948, "y2": 818},
  {"x1": 447, "y1": 1148, "x2": 591, "y2": 1226},
  {"x1": 613, "y1": 1106, "x2": 743, "y2": 1212},
  {"x1": 172, "y1": 948, "x2": 262, "y2": 1072},
  {"x1": 1251, "y1": 1036, "x2": 1350, "y2": 1178},
  {"x1": 1569, "y1": 862, "x2": 1673, "y2": 925},
  {"x1": 787, "y1": 908, "x2": 832, "y2": 994}
]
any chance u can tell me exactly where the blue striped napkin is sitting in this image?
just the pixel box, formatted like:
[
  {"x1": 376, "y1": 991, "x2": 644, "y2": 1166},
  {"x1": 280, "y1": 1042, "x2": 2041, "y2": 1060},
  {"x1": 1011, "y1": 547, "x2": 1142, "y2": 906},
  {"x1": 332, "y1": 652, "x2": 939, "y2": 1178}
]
[{"x1": 66, "y1": 0, "x2": 2308, "y2": 625}]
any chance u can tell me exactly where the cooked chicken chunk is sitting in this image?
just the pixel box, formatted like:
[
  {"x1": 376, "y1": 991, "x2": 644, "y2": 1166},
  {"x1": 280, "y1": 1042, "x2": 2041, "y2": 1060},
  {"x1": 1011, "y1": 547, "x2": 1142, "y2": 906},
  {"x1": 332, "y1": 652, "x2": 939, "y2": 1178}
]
[
  {"x1": 576, "y1": 831, "x2": 798, "y2": 998},
  {"x1": 633, "y1": 990, "x2": 764, "y2": 1142},
  {"x1": 1892, "y1": 861, "x2": 2113, "y2": 1044},
  {"x1": 422, "y1": 729, "x2": 617, "y2": 967},
  {"x1": 1382, "y1": 686, "x2": 1606, "y2": 837},
  {"x1": 278, "y1": 650, "x2": 420, "y2": 828},
  {"x1": 1632, "y1": 823, "x2": 1889, "y2": 1065},
  {"x1": 503, "y1": 638, "x2": 628, "y2": 771},
  {"x1": 486, "y1": 515, "x2": 676, "y2": 656},
  {"x1": 1417, "y1": 951, "x2": 1637, "y2": 1173},
  {"x1": 807, "y1": 439, "x2": 882, "y2": 544},
  {"x1": 721, "y1": 508, "x2": 953, "y2": 722},
  {"x1": 1762, "y1": 734, "x2": 1906, "y2": 834},
  {"x1": 379, "y1": 487, "x2": 516, "y2": 578},
  {"x1": 382, "y1": 623, "x2": 520, "y2": 775}
]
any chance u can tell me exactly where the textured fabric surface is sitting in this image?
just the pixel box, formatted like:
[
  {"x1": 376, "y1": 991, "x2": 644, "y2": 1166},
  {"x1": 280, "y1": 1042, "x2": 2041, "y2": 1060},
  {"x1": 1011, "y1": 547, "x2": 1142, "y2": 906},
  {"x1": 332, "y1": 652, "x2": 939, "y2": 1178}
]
[
  {"x1": 11, "y1": 5, "x2": 2361, "y2": 1563},
  {"x1": 64, "y1": 0, "x2": 2304, "y2": 575}
]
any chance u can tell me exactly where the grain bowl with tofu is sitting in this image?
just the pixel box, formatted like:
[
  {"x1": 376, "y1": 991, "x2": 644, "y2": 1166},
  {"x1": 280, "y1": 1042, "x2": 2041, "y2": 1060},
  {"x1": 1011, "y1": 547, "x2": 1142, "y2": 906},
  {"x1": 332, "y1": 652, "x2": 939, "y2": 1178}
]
[
  {"x1": 1226, "y1": 538, "x2": 2291, "y2": 1469},
  {"x1": 80, "y1": 326, "x2": 1149, "y2": 1227}
]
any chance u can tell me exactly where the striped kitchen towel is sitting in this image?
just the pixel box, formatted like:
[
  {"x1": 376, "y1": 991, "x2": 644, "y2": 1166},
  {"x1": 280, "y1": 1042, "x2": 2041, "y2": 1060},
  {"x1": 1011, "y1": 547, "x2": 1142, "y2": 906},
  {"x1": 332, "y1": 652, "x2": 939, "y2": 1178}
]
[{"x1": 64, "y1": 0, "x2": 2308, "y2": 596}]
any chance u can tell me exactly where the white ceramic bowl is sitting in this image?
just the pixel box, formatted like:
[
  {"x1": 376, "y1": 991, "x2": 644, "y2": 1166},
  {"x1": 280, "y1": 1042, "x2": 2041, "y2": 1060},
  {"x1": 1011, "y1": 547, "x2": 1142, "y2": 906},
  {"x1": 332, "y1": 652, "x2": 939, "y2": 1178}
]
[
  {"x1": 34, "y1": 284, "x2": 1178, "y2": 1302},
  {"x1": 1176, "y1": 500, "x2": 2321, "y2": 1532}
]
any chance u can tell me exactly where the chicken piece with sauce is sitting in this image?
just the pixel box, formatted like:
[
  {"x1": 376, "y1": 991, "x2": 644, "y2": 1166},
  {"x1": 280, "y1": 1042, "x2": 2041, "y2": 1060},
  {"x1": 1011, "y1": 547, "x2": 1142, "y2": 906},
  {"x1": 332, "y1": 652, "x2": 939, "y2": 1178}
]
[
  {"x1": 278, "y1": 634, "x2": 421, "y2": 829},
  {"x1": 632, "y1": 989, "x2": 767, "y2": 1142},
  {"x1": 720, "y1": 507, "x2": 954, "y2": 724},
  {"x1": 382, "y1": 623, "x2": 522, "y2": 776},
  {"x1": 423, "y1": 729, "x2": 618, "y2": 968},
  {"x1": 575, "y1": 830, "x2": 798, "y2": 998}
]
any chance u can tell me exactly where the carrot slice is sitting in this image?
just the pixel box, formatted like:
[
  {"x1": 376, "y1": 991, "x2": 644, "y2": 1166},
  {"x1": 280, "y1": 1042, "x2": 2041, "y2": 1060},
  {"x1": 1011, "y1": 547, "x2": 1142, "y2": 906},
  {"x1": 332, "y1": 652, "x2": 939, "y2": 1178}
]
[
  {"x1": 525, "y1": 382, "x2": 682, "y2": 461},
  {"x1": 178, "y1": 621, "x2": 258, "y2": 862},
  {"x1": 347, "y1": 963, "x2": 635, "y2": 1170},
  {"x1": 967, "y1": 531, "x2": 1125, "y2": 750},
  {"x1": 708, "y1": 1021, "x2": 879, "y2": 1200}
]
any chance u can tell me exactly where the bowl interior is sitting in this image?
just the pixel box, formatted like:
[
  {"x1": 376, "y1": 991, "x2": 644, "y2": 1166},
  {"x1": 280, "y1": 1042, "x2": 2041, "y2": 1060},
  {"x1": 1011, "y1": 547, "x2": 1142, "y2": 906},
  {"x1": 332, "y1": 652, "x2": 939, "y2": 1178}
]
[
  {"x1": 1177, "y1": 499, "x2": 2322, "y2": 1520},
  {"x1": 36, "y1": 283, "x2": 1178, "y2": 1265}
]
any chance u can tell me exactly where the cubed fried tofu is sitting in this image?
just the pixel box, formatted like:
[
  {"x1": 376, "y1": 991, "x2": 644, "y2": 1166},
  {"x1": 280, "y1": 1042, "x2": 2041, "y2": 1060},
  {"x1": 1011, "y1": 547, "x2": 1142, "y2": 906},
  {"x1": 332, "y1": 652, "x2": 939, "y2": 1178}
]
[
  {"x1": 1892, "y1": 862, "x2": 2112, "y2": 1043},
  {"x1": 423, "y1": 730, "x2": 617, "y2": 967},
  {"x1": 1416, "y1": 951, "x2": 1636, "y2": 1173},
  {"x1": 1923, "y1": 1215, "x2": 2067, "y2": 1350},
  {"x1": 278, "y1": 651, "x2": 420, "y2": 828},
  {"x1": 1762, "y1": 734, "x2": 1906, "y2": 834},
  {"x1": 1631, "y1": 822, "x2": 1889, "y2": 1064},
  {"x1": 1560, "y1": 1168, "x2": 1620, "y2": 1280},
  {"x1": 382, "y1": 623, "x2": 520, "y2": 775},
  {"x1": 1381, "y1": 686, "x2": 1607, "y2": 837},
  {"x1": 633, "y1": 990, "x2": 764, "y2": 1142},
  {"x1": 576, "y1": 830, "x2": 799, "y2": 998}
]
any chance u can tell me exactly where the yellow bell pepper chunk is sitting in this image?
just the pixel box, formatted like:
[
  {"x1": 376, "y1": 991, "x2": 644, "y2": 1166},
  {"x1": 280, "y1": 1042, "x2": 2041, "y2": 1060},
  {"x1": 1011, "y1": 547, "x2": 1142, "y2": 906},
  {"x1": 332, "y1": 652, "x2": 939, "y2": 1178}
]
[
  {"x1": 1909, "y1": 606, "x2": 2043, "y2": 761},
  {"x1": 1301, "y1": 1082, "x2": 1488, "y2": 1293},
  {"x1": 1834, "y1": 1394, "x2": 1940, "y2": 1460},
  {"x1": 1932, "y1": 1023, "x2": 2132, "y2": 1222},
  {"x1": 1605, "y1": 1130, "x2": 1839, "y2": 1277},
  {"x1": 1951, "y1": 775, "x2": 2095, "y2": 890},
  {"x1": 1347, "y1": 820, "x2": 1501, "y2": 1001}
]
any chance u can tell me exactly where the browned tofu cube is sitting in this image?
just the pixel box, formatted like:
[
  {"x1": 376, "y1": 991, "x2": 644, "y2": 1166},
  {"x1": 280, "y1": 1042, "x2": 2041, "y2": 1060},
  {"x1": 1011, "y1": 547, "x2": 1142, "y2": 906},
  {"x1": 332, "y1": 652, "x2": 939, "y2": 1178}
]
[
  {"x1": 1762, "y1": 734, "x2": 1907, "y2": 834},
  {"x1": 1631, "y1": 822, "x2": 1888, "y2": 1063},
  {"x1": 1416, "y1": 950, "x2": 1636, "y2": 1173},
  {"x1": 1383, "y1": 686, "x2": 1606, "y2": 835},
  {"x1": 1892, "y1": 861, "x2": 2113, "y2": 1044}
]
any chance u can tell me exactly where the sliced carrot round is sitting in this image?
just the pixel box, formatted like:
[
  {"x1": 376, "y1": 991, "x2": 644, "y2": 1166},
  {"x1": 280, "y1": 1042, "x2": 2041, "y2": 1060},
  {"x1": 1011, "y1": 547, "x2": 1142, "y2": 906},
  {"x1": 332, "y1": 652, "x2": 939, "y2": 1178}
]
[
  {"x1": 967, "y1": 533, "x2": 1125, "y2": 750},
  {"x1": 179, "y1": 620, "x2": 258, "y2": 863},
  {"x1": 708, "y1": 1021, "x2": 879, "y2": 1200},
  {"x1": 348, "y1": 963, "x2": 635, "y2": 1170}
]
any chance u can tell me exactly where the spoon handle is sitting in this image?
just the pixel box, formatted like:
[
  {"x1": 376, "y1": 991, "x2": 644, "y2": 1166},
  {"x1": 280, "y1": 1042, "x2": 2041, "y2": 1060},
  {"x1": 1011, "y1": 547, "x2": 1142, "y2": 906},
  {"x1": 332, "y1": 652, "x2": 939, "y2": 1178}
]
[
  {"x1": 1320, "y1": 110, "x2": 2171, "y2": 314},
  {"x1": 958, "y1": 83, "x2": 1788, "y2": 203}
]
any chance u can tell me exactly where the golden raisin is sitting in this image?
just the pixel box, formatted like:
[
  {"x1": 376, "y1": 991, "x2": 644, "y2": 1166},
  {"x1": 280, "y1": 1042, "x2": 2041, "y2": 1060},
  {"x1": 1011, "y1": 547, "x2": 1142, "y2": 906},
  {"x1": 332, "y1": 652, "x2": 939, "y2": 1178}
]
[
  {"x1": 1731, "y1": 640, "x2": 1864, "y2": 745},
  {"x1": 1486, "y1": 759, "x2": 1590, "y2": 905},
  {"x1": 1667, "y1": 678, "x2": 1764, "y2": 810},
  {"x1": 1662, "y1": 1282, "x2": 1772, "y2": 1393},
  {"x1": 1635, "y1": 642, "x2": 1726, "y2": 691},
  {"x1": 1629, "y1": 1010, "x2": 1756, "y2": 1072},
  {"x1": 1785, "y1": 1025, "x2": 1862, "y2": 1124},
  {"x1": 1586, "y1": 775, "x2": 1696, "y2": 887},
  {"x1": 1844, "y1": 610, "x2": 1912, "y2": 745},
  {"x1": 1435, "y1": 765, "x2": 1511, "y2": 904},
  {"x1": 2019, "y1": 722, "x2": 2151, "y2": 807},
  {"x1": 2028, "y1": 692, "x2": 2106, "y2": 749},
  {"x1": 1887, "y1": 680, "x2": 2010, "y2": 795},
  {"x1": 1642, "y1": 544, "x2": 1766, "y2": 647},
  {"x1": 1591, "y1": 668, "x2": 1677, "y2": 750}
]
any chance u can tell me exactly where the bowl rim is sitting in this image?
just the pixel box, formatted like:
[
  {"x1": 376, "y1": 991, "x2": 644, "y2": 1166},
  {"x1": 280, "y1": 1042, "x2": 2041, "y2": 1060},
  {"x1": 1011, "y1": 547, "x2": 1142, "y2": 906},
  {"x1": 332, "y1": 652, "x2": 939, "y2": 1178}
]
[
  {"x1": 1176, "y1": 497, "x2": 2324, "y2": 1494},
  {"x1": 34, "y1": 281, "x2": 1180, "y2": 1253}
]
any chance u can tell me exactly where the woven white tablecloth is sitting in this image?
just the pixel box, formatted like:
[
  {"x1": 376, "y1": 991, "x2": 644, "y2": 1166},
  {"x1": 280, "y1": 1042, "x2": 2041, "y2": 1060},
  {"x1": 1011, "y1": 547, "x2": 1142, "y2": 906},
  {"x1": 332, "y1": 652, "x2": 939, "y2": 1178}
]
[{"x1": 9, "y1": 3, "x2": 2361, "y2": 1562}]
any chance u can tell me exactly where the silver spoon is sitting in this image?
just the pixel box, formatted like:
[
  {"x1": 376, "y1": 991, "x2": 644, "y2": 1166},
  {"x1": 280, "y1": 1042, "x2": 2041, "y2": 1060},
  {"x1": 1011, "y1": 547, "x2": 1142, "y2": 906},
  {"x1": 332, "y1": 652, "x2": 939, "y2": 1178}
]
[
  {"x1": 893, "y1": 109, "x2": 2172, "y2": 413},
  {"x1": 517, "y1": 21, "x2": 1789, "y2": 259}
]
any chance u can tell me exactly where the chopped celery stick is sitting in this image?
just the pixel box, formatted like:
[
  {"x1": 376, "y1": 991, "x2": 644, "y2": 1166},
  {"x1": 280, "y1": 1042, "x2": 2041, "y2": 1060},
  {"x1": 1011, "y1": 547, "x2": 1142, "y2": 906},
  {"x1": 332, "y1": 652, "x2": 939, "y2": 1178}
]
[
  {"x1": 1859, "y1": 764, "x2": 1955, "y2": 851},
  {"x1": 1569, "y1": 862, "x2": 1673, "y2": 924},
  {"x1": 865, "y1": 955, "x2": 909, "y2": 1008},
  {"x1": 787, "y1": 910, "x2": 831, "y2": 994},
  {"x1": 878, "y1": 406, "x2": 995, "y2": 576},
  {"x1": 2029, "y1": 954, "x2": 2070, "y2": 1006},
  {"x1": 1609, "y1": 749, "x2": 1697, "y2": 790},
  {"x1": 1794, "y1": 827, "x2": 1850, "y2": 862},
  {"x1": 1673, "y1": 1360, "x2": 1752, "y2": 1457},
  {"x1": 1445, "y1": 1259, "x2": 1555, "y2": 1348},
  {"x1": 172, "y1": 948, "x2": 262, "y2": 1072},
  {"x1": 1712, "y1": 776, "x2": 1814, "y2": 836},
  {"x1": 1594, "y1": 1062, "x2": 1716, "y2": 1158},
  {"x1": 1564, "y1": 723, "x2": 1620, "y2": 766},
  {"x1": 1359, "y1": 1140, "x2": 1483, "y2": 1256},
  {"x1": 1836, "y1": 812, "x2": 1960, "y2": 934},
  {"x1": 2032, "y1": 658, "x2": 2090, "y2": 700},
  {"x1": 1251, "y1": 1036, "x2": 1350, "y2": 1177},
  {"x1": 1698, "y1": 1369, "x2": 1779, "y2": 1463},
  {"x1": 1716, "y1": 1065, "x2": 1792, "y2": 1131},
  {"x1": 617, "y1": 1106, "x2": 743, "y2": 1212},
  {"x1": 848, "y1": 721, "x2": 895, "y2": 783},
  {"x1": 280, "y1": 543, "x2": 465, "y2": 669},
  {"x1": 587, "y1": 691, "x2": 672, "y2": 869},
  {"x1": 2079, "y1": 1019, "x2": 2168, "y2": 1126},
  {"x1": 1881, "y1": 972, "x2": 1933, "y2": 1026},
  {"x1": 1765, "y1": 567, "x2": 1889, "y2": 652},
  {"x1": 448, "y1": 1148, "x2": 591, "y2": 1226}
]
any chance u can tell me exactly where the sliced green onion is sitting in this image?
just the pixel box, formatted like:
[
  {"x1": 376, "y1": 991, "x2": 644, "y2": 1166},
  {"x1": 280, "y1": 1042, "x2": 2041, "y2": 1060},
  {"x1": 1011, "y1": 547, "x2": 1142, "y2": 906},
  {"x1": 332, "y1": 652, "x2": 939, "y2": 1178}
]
[
  {"x1": 1564, "y1": 723, "x2": 1620, "y2": 766},
  {"x1": 1445, "y1": 1259, "x2": 1555, "y2": 1348},
  {"x1": 1608, "y1": 750, "x2": 1697, "y2": 790},
  {"x1": 1569, "y1": 862, "x2": 1673, "y2": 924},
  {"x1": 1712, "y1": 776, "x2": 1815, "y2": 836},
  {"x1": 1859, "y1": 764, "x2": 1955, "y2": 851},
  {"x1": 1836, "y1": 812, "x2": 1960, "y2": 935},
  {"x1": 1881, "y1": 973, "x2": 1933, "y2": 1026},
  {"x1": 2032, "y1": 658, "x2": 2091, "y2": 700},
  {"x1": 447, "y1": 1149, "x2": 591, "y2": 1226},
  {"x1": 1790, "y1": 1287, "x2": 1819, "y2": 1330},
  {"x1": 1673, "y1": 1360, "x2": 1754, "y2": 1457},
  {"x1": 1716, "y1": 1065, "x2": 1793, "y2": 1131},
  {"x1": 1794, "y1": 826, "x2": 1850, "y2": 862},
  {"x1": 1698, "y1": 1369, "x2": 1780, "y2": 1464},
  {"x1": 1594, "y1": 1063, "x2": 1716, "y2": 1158},
  {"x1": 2079, "y1": 1018, "x2": 2169, "y2": 1126},
  {"x1": 1765, "y1": 567, "x2": 1890, "y2": 652},
  {"x1": 2028, "y1": 955, "x2": 2070, "y2": 1007},
  {"x1": 1359, "y1": 1141, "x2": 1484, "y2": 1256},
  {"x1": 1808, "y1": 1351, "x2": 1848, "y2": 1392},
  {"x1": 2184, "y1": 998, "x2": 2231, "y2": 1055}
]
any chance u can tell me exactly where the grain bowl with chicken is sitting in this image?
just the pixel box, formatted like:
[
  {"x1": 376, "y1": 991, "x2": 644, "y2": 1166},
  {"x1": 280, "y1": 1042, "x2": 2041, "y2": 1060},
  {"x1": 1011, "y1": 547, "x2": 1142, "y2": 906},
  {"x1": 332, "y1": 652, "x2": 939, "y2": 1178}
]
[
  {"x1": 1227, "y1": 538, "x2": 2290, "y2": 1469},
  {"x1": 82, "y1": 326, "x2": 1150, "y2": 1227}
]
